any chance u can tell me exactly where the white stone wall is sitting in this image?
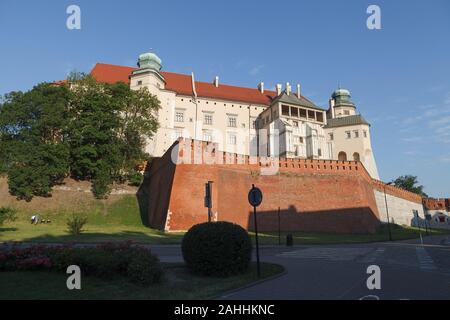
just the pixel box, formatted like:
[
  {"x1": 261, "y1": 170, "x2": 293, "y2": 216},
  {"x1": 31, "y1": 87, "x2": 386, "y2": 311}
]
[
  {"x1": 324, "y1": 124, "x2": 379, "y2": 179},
  {"x1": 374, "y1": 190, "x2": 425, "y2": 226}
]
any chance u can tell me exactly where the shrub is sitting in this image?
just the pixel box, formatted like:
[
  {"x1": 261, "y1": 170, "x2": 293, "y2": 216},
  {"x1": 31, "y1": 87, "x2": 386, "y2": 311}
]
[
  {"x1": 0, "y1": 242, "x2": 163, "y2": 285},
  {"x1": 92, "y1": 169, "x2": 113, "y2": 199},
  {"x1": 126, "y1": 248, "x2": 164, "y2": 286},
  {"x1": 182, "y1": 221, "x2": 252, "y2": 277},
  {"x1": 0, "y1": 207, "x2": 17, "y2": 226},
  {"x1": 67, "y1": 215, "x2": 88, "y2": 235},
  {"x1": 128, "y1": 170, "x2": 143, "y2": 187}
]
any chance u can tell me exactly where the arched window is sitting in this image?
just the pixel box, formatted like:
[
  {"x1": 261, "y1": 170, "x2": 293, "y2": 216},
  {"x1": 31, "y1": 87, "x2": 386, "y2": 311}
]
[
  {"x1": 338, "y1": 151, "x2": 347, "y2": 161},
  {"x1": 353, "y1": 152, "x2": 360, "y2": 162}
]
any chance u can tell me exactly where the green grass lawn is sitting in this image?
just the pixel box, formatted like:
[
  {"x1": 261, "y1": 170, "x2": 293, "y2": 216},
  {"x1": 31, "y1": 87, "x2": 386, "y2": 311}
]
[
  {"x1": 0, "y1": 196, "x2": 183, "y2": 244},
  {"x1": 254, "y1": 224, "x2": 450, "y2": 245},
  {"x1": 0, "y1": 262, "x2": 284, "y2": 300},
  {"x1": 1, "y1": 195, "x2": 448, "y2": 245}
]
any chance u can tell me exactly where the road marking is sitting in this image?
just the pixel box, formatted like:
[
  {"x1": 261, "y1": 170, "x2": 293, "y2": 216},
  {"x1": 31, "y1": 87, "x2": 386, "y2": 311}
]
[
  {"x1": 277, "y1": 248, "x2": 372, "y2": 261},
  {"x1": 359, "y1": 295, "x2": 380, "y2": 300},
  {"x1": 361, "y1": 248, "x2": 385, "y2": 263},
  {"x1": 416, "y1": 247, "x2": 437, "y2": 271}
]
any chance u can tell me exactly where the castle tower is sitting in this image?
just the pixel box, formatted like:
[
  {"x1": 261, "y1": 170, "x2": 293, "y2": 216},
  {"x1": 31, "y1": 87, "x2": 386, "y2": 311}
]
[
  {"x1": 328, "y1": 88, "x2": 356, "y2": 119},
  {"x1": 130, "y1": 52, "x2": 165, "y2": 95},
  {"x1": 324, "y1": 88, "x2": 380, "y2": 179}
]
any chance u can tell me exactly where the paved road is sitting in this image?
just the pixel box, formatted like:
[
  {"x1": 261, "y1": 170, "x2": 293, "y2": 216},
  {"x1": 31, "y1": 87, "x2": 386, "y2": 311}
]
[
  {"x1": 4, "y1": 235, "x2": 450, "y2": 299},
  {"x1": 151, "y1": 235, "x2": 450, "y2": 300}
]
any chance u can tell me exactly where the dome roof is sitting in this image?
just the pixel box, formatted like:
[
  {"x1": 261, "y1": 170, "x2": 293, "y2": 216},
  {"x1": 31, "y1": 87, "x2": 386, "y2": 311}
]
[
  {"x1": 137, "y1": 52, "x2": 162, "y2": 71},
  {"x1": 331, "y1": 88, "x2": 355, "y2": 106},
  {"x1": 332, "y1": 88, "x2": 351, "y2": 98}
]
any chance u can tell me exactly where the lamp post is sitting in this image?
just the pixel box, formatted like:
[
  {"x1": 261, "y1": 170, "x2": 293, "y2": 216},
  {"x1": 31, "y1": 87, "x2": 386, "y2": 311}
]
[{"x1": 384, "y1": 182, "x2": 393, "y2": 241}]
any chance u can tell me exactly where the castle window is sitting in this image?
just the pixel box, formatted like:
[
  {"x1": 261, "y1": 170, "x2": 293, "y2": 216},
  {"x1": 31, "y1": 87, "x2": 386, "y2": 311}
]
[
  {"x1": 204, "y1": 114, "x2": 213, "y2": 125},
  {"x1": 137, "y1": 80, "x2": 143, "y2": 86},
  {"x1": 228, "y1": 133, "x2": 237, "y2": 145},
  {"x1": 175, "y1": 111, "x2": 184, "y2": 123},
  {"x1": 228, "y1": 116, "x2": 237, "y2": 128},
  {"x1": 346, "y1": 131, "x2": 351, "y2": 139},
  {"x1": 282, "y1": 105, "x2": 290, "y2": 116},
  {"x1": 344, "y1": 110, "x2": 350, "y2": 115},
  {"x1": 354, "y1": 130, "x2": 359, "y2": 138},
  {"x1": 299, "y1": 137, "x2": 304, "y2": 144},
  {"x1": 308, "y1": 110, "x2": 315, "y2": 119},
  {"x1": 291, "y1": 107, "x2": 299, "y2": 118},
  {"x1": 363, "y1": 130, "x2": 368, "y2": 138},
  {"x1": 353, "y1": 152, "x2": 360, "y2": 161},
  {"x1": 338, "y1": 152, "x2": 347, "y2": 161},
  {"x1": 203, "y1": 131, "x2": 213, "y2": 142},
  {"x1": 318, "y1": 149, "x2": 322, "y2": 157},
  {"x1": 329, "y1": 133, "x2": 334, "y2": 141},
  {"x1": 299, "y1": 109, "x2": 307, "y2": 118},
  {"x1": 174, "y1": 128, "x2": 183, "y2": 139},
  {"x1": 316, "y1": 112, "x2": 324, "y2": 123}
]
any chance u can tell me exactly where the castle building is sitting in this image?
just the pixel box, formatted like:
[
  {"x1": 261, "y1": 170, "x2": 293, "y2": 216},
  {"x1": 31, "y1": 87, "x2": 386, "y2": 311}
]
[{"x1": 91, "y1": 52, "x2": 379, "y2": 179}]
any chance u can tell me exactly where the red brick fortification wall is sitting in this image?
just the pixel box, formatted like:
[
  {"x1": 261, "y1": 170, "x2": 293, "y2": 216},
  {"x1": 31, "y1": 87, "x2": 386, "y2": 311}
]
[
  {"x1": 144, "y1": 139, "x2": 386, "y2": 234},
  {"x1": 423, "y1": 198, "x2": 450, "y2": 211}
]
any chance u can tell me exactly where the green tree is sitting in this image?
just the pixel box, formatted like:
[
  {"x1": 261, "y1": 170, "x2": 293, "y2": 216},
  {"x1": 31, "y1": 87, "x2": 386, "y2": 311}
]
[
  {"x1": 66, "y1": 74, "x2": 159, "y2": 198},
  {"x1": 0, "y1": 74, "x2": 160, "y2": 200},
  {"x1": 391, "y1": 175, "x2": 428, "y2": 197},
  {"x1": 0, "y1": 84, "x2": 70, "y2": 201}
]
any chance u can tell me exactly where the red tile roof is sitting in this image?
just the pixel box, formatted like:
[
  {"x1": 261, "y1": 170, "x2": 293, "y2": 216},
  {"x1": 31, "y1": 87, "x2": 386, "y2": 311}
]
[{"x1": 89, "y1": 63, "x2": 313, "y2": 106}]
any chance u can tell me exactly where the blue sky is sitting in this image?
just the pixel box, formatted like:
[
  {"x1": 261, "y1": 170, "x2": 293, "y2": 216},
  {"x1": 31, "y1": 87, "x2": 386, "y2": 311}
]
[{"x1": 1, "y1": 0, "x2": 449, "y2": 197}]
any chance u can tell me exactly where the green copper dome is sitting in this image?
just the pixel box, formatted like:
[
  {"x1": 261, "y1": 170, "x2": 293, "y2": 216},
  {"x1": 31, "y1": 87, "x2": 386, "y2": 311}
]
[
  {"x1": 137, "y1": 52, "x2": 162, "y2": 71},
  {"x1": 332, "y1": 88, "x2": 355, "y2": 106},
  {"x1": 332, "y1": 88, "x2": 351, "y2": 98}
]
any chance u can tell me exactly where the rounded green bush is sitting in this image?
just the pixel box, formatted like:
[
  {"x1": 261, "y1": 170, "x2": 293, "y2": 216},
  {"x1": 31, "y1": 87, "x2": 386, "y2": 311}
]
[{"x1": 182, "y1": 222, "x2": 252, "y2": 277}]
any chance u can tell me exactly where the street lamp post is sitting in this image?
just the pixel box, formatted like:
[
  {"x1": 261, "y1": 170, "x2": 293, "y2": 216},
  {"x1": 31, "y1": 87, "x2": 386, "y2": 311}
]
[{"x1": 384, "y1": 182, "x2": 393, "y2": 241}]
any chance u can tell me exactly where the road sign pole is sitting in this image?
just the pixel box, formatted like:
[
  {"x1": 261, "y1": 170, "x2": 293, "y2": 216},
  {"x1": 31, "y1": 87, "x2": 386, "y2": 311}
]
[
  {"x1": 253, "y1": 204, "x2": 261, "y2": 278},
  {"x1": 248, "y1": 184, "x2": 263, "y2": 279},
  {"x1": 278, "y1": 207, "x2": 281, "y2": 246}
]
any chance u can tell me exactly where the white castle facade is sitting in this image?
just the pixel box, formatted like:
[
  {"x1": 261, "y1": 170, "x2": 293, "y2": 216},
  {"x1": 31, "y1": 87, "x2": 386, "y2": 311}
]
[{"x1": 91, "y1": 52, "x2": 380, "y2": 179}]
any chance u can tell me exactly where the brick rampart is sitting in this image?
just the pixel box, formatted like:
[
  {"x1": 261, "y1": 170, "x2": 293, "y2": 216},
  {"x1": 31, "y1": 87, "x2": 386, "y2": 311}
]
[{"x1": 140, "y1": 138, "x2": 428, "y2": 234}]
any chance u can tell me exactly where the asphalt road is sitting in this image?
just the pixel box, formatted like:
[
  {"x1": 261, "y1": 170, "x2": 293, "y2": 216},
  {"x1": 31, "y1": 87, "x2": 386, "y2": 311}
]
[{"x1": 151, "y1": 235, "x2": 450, "y2": 300}]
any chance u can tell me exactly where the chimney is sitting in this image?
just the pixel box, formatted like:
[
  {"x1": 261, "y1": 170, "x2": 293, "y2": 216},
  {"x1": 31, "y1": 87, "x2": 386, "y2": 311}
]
[
  {"x1": 329, "y1": 99, "x2": 335, "y2": 118},
  {"x1": 258, "y1": 82, "x2": 264, "y2": 94},
  {"x1": 213, "y1": 76, "x2": 219, "y2": 88},
  {"x1": 276, "y1": 84, "x2": 282, "y2": 96},
  {"x1": 297, "y1": 84, "x2": 301, "y2": 99},
  {"x1": 286, "y1": 82, "x2": 291, "y2": 96}
]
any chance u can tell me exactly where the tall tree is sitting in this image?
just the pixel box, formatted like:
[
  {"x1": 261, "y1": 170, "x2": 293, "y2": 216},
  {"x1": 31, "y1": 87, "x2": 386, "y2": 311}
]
[
  {"x1": 66, "y1": 73, "x2": 160, "y2": 198},
  {"x1": 0, "y1": 74, "x2": 160, "y2": 200},
  {"x1": 391, "y1": 175, "x2": 428, "y2": 197},
  {"x1": 0, "y1": 84, "x2": 70, "y2": 200}
]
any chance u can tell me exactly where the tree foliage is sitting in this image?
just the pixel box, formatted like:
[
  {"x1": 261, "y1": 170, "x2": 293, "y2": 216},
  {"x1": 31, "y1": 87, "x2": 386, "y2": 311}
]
[
  {"x1": 0, "y1": 74, "x2": 160, "y2": 200},
  {"x1": 391, "y1": 175, "x2": 428, "y2": 197}
]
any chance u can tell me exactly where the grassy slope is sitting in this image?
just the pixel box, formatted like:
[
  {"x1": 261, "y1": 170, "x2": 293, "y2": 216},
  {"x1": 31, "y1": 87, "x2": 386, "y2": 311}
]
[
  {"x1": 0, "y1": 195, "x2": 183, "y2": 244},
  {"x1": 0, "y1": 263, "x2": 284, "y2": 300}
]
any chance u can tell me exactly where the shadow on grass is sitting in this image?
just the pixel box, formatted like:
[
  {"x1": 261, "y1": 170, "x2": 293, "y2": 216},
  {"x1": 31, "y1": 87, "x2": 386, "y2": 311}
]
[
  {"x1": 0, "y1": 228, "x2": 18, "y2": 232},
  {"x1": 1, "y1": 230, "x2": 184, "y2": 244}
]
